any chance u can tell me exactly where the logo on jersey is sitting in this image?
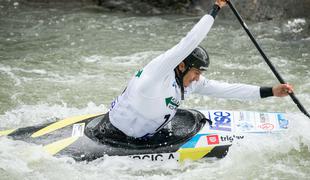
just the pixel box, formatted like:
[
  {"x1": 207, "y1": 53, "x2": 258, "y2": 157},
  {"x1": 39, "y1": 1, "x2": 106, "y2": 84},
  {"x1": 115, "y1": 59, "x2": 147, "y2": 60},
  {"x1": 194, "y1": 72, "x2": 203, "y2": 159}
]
[
  {"x1": 172, "y1": 81, "x2": 177, "y2": 88},
  {"x1": 110, "y1": 97, "x2": 119, "y2": 110},
  {"x1": 135, "y1": 69, "x2": 143, "y2": 78},
  {"x1": 165, "y1": 97, "x2": 180, "y2": 110}
]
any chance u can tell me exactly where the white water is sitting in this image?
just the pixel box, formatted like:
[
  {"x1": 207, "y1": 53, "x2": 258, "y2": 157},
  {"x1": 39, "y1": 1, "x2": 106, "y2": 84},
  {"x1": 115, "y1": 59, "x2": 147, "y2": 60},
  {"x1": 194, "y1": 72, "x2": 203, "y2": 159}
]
[
  {"x1": 0, "y1": 1, "x2": 310, "y2": 179},
  {"x1": 1, "y1": 103, "x2": 310, "y2": 180}
]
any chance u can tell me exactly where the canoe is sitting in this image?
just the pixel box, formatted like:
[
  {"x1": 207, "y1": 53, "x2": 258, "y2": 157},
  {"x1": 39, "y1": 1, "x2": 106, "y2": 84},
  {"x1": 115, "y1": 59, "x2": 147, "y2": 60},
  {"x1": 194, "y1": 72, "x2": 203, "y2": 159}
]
[{"x1": 0, "y1": 109, "x2": 288, "y2": 162}]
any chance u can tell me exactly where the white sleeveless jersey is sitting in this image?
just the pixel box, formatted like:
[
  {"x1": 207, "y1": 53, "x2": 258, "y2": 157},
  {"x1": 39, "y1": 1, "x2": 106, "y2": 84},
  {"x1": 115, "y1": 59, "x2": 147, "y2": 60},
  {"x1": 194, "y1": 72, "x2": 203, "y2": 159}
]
[{"x1": 109, "y1": 14, "x2": 261, "y2": 138}]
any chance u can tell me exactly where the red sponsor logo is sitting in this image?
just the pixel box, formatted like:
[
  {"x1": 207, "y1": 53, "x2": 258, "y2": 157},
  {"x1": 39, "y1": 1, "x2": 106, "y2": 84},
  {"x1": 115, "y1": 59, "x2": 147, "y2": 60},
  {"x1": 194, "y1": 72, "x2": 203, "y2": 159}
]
[
  {"x1": 259, "y1": 123, "x2": 274, "y2": 130},
  {"x1": 206, "y1": 135, "x2": 219, "y2": 145}
]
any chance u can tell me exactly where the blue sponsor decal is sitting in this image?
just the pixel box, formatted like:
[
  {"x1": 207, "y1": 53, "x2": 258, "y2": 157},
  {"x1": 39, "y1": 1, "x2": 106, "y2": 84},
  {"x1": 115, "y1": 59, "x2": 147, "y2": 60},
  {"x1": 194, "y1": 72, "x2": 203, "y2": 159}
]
[
  {"x1": 277, "y1": 114, "x2": 288, "y2": 129},
  {"x1": 237, "y1": 121, "x2": 254, "y2": 131},
  {"x1": 181, "y1": 134, "x2": 208, "y2": 149},
  {"x1": 209, "y1": 111, "x2": 232, "y2": 131},
  {"x1": 181, "y1": 134, "x2": 205, "y2": 148}
]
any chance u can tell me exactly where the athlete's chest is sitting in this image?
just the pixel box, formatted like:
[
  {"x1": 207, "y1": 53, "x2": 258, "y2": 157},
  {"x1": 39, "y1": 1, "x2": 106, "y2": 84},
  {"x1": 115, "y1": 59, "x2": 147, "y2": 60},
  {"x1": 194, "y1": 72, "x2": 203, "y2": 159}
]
[
  {"x1": 128, "y1": 73, "x2": 182, "y2": 117},
  {"x1": 161, "y1": 77, "x2": 181, "y2": 111}
]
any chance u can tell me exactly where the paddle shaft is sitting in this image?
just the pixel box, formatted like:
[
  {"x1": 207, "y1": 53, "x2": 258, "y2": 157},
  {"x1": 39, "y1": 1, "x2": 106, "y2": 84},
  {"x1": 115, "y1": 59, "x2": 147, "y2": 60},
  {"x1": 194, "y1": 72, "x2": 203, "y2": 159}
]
[{"x1": 226, "y1": 0, "x2": 310, "y2": 119}]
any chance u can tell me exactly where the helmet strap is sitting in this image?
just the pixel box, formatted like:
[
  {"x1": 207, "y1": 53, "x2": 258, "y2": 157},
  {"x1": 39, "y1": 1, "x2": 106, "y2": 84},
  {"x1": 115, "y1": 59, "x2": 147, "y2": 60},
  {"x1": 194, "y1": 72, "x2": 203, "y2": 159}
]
[{"x1": 174, "y1": 66, "x2": 191, "y2": 100}]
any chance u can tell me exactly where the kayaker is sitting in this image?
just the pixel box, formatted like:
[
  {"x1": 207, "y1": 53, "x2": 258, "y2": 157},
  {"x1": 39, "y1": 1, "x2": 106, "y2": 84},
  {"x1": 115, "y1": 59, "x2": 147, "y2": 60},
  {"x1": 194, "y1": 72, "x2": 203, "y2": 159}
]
[{"x1": 105, "y1": 0, "x2": 293, "y2": 140}]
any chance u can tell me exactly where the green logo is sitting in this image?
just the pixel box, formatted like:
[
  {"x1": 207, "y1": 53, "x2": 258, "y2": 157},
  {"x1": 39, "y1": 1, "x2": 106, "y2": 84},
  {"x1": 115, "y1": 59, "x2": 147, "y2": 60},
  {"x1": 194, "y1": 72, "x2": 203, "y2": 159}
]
[
  {"x1": 135, "y1": 69, "x2": 143, "y2": 78},
  {"x1": 165, "y1": 97, "x2": 180, "y2": 110}
]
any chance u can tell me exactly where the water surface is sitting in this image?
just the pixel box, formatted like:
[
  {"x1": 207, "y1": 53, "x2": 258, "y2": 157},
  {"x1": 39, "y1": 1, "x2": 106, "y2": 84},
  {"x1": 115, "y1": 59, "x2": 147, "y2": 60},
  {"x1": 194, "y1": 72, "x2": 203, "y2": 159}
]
[{"x1": 0, "y1": 1, "x2": 309, "y2": 179}]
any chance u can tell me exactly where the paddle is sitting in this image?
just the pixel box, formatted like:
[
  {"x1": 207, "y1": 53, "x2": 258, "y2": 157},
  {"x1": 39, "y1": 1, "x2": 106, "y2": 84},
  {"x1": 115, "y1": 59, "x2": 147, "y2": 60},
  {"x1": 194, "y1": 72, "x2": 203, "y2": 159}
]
[{"x1": 225, "y1": 0, "x2": 310, "y2": 119}]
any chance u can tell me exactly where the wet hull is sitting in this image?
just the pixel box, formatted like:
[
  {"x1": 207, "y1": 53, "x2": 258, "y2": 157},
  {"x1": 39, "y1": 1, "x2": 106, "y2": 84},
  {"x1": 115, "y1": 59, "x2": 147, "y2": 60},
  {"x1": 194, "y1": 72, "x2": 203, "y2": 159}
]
[{"x1": 0, "y1": 109, "x2": 288, "y2": 162}]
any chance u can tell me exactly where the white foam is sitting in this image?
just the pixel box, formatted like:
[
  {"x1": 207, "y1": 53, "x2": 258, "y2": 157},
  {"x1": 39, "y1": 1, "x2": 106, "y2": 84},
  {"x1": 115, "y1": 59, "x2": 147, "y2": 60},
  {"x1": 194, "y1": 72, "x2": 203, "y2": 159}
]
[
  {"x1": 285, "y1": 18, "x2": 306, "y2": 33},
  {"x1": 0, "y1": 63, "x2": 107, "y2": 85},
  {"x1": 0, "y1": 65, "x2": 21, "y2": 86},
  {"x1": 81, "y1": 55, "x2": 104, "y2": 63},
  {"x1": 0, "y1": 104, "x2": 309, "y2": 179},
  {"x1": 110, "y1": 51, "x2": 161, "y2": 66},
  {"x1": 301, "y1": 37, "x2": 310, "y2": 41},
  {"x1": 0, "y1": 102, "x2": 107, "y2": 128},
  {"x1": 81, "y1": 51, "x2": 161, "y2": 67},
  {"x1": 0, "y1": 136, "x2": 83, "y2": 180},
  {"x1": 0, "y1": 64, "x2": 52, "y2": 86}
]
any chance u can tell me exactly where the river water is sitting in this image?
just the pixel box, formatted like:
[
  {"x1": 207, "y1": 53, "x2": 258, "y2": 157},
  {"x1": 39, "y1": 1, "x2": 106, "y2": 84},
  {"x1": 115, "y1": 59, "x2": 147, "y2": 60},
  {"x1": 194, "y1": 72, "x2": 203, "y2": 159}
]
[{"x1": 0, "y1": 1, "x2": 310, "y2": 180}]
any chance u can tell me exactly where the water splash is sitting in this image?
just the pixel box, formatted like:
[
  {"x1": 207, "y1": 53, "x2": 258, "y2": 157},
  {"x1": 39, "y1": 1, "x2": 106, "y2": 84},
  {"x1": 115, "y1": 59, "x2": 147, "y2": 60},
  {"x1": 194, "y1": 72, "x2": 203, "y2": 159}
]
[
  {"x1": 0, "y1": 102, "x2": 107, "y2": 129},
  {"x1": 285, "y1": 18, "x2": 306, "y2": 33}
]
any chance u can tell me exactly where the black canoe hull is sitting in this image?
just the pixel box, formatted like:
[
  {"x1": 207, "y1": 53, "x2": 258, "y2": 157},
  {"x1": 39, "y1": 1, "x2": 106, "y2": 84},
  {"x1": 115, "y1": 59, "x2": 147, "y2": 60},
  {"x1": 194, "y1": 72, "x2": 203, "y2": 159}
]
[{"x1": 3, "y1": 109, "x2": 225, "y2": 161}]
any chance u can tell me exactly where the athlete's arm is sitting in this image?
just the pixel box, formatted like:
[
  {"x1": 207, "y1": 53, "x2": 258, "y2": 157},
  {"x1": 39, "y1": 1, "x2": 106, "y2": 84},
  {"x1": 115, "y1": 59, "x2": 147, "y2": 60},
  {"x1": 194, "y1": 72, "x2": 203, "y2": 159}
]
[
  {"x1": 143, "y1": 1, "x2": 226, "y2": 80},
  {"x1": 260, "y1": 84, "x2": 293, "y2": 97},
  {"x1": 190, "y1": 75, "x2": 294, "y2": 99},
  {"x1": 272, "y1": 84, "x2": 293, "y2": 97},
  {"x1": 189, "y1": 76, "x2": 262, "y2": 100}
]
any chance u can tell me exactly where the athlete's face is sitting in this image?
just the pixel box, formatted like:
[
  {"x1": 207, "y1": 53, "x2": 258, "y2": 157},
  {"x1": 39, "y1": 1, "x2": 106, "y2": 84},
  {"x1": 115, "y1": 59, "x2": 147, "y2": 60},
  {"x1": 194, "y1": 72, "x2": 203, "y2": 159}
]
[
  {"x1": 178, "y1": 63, "x2": 202, "y2": 87},
  {"x1": 183, "y1": 68, "x2": 202, "y2": 87}
]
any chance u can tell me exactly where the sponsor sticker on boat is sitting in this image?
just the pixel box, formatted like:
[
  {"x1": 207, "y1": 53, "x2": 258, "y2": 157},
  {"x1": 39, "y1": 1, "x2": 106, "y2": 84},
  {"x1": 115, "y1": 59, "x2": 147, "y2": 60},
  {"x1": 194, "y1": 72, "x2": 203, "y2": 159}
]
[
  {"x1": 71, "y1": 123, "x2": 85, "y2": 137},
  {"x1": 201, "y1": 110, "x2": 289, "y2": 134},
  {"x1": 220, "y1": 135, "x2": 244, "y2": 143},
  {"x1": 209, "y1": 111, "x2": 232, "y2": 132},
  {"x1": 258, "y1": 123, "x2": 274, "y2": 131},
  {"x1": 235, "y1": 111, "x2": 288, "y2": 132},
  {"x1": 277, "y1": 113, "x2": 288, "y2": 129},
  {"x1": 237, "y1": 122, "x2": 254, "y2": 131},
  {"x1": 206, "y1": 135, "x2": 219, "y2": 145},
  {"x1": 130, "y1": 153, "x2": 179, "y2": 161}
]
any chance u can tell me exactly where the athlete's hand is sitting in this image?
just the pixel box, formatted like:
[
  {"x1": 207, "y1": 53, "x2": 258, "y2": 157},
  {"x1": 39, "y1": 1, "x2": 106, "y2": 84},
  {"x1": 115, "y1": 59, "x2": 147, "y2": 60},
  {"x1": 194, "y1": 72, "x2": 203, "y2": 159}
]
[
  {"x1": 215, "y1": 0, "x2": 228, "y2": 8},
  {"x1": 272, "y1": 84, "x2": 294, "y2": 97}
]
